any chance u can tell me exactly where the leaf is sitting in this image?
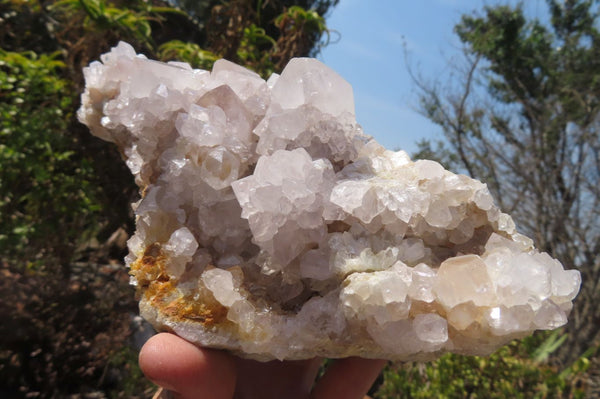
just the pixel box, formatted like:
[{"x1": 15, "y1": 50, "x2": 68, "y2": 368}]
[{"x1": 531, "y1": 330, "x2": 568, "y2": 363}]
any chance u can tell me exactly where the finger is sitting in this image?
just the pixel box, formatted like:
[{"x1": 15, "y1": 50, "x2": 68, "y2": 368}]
[
  {"x1": 311, "y1": 357, "x2": 386, "y2": 399},
  {"x1": 234, "y1": 357, "x2": 322, "y2": 399},
  {"x1": 139, "y1": 333, "x2": 236, "y2": 399}
]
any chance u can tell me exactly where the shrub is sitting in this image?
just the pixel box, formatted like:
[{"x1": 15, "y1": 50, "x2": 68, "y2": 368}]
[
  {"x1": 0, "y1": 49, "x2": 101, "y2": 270},
  {"x1": 374, "y1": 332, "x2": 592, "y2": 399}
]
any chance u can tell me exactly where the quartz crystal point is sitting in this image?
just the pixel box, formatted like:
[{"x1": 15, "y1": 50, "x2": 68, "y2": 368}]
[{"x1": 78, "y1": 42, "x2": 581, "y2": 361}]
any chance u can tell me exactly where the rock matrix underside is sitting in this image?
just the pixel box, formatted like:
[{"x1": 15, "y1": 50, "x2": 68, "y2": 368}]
[{"x1": 78, "y1": 42, "x2": 581, "y2": 361}]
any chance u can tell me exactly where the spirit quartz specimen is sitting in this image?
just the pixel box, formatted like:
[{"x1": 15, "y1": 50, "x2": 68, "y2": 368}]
[{"x1": 78, "y1": 42, "x2": 581, "y2": 361}]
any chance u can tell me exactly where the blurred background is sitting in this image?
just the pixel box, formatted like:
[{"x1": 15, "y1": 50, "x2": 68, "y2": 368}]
[{"x1": 0, "y1": 0, "x2": 598, "y2": 397}]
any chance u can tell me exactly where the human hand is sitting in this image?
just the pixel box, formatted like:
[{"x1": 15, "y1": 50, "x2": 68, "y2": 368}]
[{"x1": 140, "y1": 333, "x2": 386, "y2": 399}]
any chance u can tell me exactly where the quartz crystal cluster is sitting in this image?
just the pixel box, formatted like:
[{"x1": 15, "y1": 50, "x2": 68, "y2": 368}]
[{"x1": 78, "y1": 42, "x2": 581, "y2": 361}]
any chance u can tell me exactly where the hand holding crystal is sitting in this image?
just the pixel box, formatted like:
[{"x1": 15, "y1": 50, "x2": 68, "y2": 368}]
[{"x1": 140, "y1": 333, "x2": 386, "y2": 399}]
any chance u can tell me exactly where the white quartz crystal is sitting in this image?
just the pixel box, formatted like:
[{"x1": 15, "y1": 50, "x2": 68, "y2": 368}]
[{"x1": 78, "y1": 42, "x2": 581, "y2": 361}]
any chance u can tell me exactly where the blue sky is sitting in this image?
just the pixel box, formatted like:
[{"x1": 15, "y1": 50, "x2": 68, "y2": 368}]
[{"x1": 318, "y1": 0, "x2": 548, "y2": 154}]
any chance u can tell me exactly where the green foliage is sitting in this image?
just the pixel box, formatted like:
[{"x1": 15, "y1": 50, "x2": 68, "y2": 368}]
[
  {"x1": 375, "y1": 333, "x2": 592, "y2": 399},
  {"x1": 455, "y1": 6, "x2": 554, "y2": 103},
  {"x1": 236, "y1": 24, "x2": 277, "y2": 76},
  {"x1": 159, "y1": 1, "x2": 335, "y2": 77},
  {"x1": 51, "y1": 0, "x2": 186, "y2": 49},
  {"x1": 270, "y1": 4, "x2": 331, "y2": 71},
  {"x1": 0, "y1": 49, "x2": 100, "y2": 268},
  {"x1": 276, "y1": 5, "x2": 328, "y2": 34},
  {"x1": 158, "y1": 39, "x2": 219, "y2": 70},
  {"x1": 275, "y1": 5, "x2": 330, "y2": 50}
]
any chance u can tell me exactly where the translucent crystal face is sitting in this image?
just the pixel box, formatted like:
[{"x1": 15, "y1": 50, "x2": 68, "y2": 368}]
[{"x1": 78, "y1": 42, "x2": 581, "y2": 361}]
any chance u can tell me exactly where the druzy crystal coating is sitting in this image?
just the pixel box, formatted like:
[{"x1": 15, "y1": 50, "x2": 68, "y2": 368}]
[{"x1": 78, "y1": 42, "x2": 581, "y2": 361}]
